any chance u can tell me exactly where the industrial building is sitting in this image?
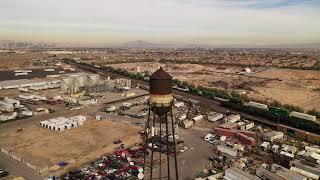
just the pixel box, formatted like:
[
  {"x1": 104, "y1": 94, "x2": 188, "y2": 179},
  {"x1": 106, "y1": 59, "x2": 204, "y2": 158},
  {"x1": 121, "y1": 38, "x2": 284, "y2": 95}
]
[
  {"x1": 40, "y1": 115, "x2": 86, "y2": 132},
  {"x1": 0, "y1": 79, "x2": 60, "y2": 90},
  {"x1": 60, "y1": 73, "x2": 100, "y2": 94}
]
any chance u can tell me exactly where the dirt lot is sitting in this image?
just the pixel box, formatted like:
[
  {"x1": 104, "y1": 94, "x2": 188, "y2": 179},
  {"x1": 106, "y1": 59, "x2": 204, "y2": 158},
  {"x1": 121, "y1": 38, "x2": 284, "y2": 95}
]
[
  {"x1": 0, "y1": 52, "x2": 45, "y2": 70},
  {"x1": 0, "y1": 115, "x2": 143, "y2": 176},
  {"x1": 252, "y1": 69, "x2": 320, "y2": 111}
]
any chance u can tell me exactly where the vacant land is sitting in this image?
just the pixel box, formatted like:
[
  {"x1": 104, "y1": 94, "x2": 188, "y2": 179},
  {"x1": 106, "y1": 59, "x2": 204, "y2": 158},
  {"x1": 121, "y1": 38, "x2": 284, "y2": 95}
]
[
  {"x1": 108, "y1": 62, "x2": 320, "y2": 112},
  {"x1": 0, "y1": 116, "x2": 142, "y2": 176},
  {"x1": 252, "y1": 69, "x2": 320, "y2": 111}
]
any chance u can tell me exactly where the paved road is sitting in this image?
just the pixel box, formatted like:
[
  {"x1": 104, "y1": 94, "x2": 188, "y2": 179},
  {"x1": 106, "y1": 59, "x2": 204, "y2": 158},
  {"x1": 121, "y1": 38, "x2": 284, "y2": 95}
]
[{"x1": 0, "y1": 152, "x2": 42, "y2": 180}]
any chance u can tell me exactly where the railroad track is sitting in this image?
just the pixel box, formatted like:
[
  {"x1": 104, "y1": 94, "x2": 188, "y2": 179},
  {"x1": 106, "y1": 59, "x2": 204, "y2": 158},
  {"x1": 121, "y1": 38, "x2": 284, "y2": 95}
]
[{"x1": 67, "y1": 61, "x2": 278, "y2": 128}]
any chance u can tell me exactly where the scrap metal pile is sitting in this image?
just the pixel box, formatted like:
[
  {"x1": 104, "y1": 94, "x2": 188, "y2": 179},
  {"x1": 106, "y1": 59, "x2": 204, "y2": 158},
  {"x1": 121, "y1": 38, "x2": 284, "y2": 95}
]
[{"x1": 63, "y1": 146, "x2": 148, "y2": 180}]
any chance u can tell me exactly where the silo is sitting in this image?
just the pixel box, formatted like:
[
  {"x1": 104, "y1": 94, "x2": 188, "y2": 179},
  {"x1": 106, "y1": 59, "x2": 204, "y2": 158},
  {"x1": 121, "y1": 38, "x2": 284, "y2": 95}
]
[
  {"x1": 88, "y1": 74, "x2": 100, "y2": 85},
  {"x1": 68, "y1": 74, "x2": 86, "y2": 87},
  {"x1": 61, "y1": 77, "x2": 73, "y2": 94},
  {"x1": 149, "y1": 67, "x2": 173, "y2": 115},
  {"x1": 72, "y1": 78, "x2": 80, "y2": 94},
  {"x1": 77, "y1": 74, "x2": 88, "y2": 87}
]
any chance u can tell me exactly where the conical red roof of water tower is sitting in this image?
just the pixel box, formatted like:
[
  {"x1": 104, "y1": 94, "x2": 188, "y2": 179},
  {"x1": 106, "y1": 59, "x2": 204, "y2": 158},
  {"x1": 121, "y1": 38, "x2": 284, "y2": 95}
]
[{"x1": 150, "y1": 67, "x2": 172, "y2": 80}]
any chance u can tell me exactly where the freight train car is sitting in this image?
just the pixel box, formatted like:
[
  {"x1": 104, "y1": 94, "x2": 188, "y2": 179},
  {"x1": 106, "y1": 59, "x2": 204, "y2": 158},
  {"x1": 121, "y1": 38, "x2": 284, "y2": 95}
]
[
  {"x1": 218, "y1": 97, "x2": 320, "y2": 135},
  {"x1": 277, "y1": 124, "x2": 320, "y2": 145}
]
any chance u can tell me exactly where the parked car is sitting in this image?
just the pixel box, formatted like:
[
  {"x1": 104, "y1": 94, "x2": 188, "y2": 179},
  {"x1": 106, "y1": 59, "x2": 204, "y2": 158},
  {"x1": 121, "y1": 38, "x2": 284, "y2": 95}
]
[
  {"x1": 204, "y1": 133, "x2": 215, "y2": 141},
  {"x1": 0, "y1": 168, "x2": 9, "y2": 178},
  {"x1": 113, "y1": 140, "x2": 122, "y2": 144}
]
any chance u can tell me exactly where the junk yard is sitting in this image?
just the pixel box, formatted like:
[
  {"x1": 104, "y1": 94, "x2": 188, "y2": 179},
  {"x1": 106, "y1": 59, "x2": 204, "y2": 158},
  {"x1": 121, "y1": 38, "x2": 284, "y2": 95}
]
[{"x1": 0, "y1": 49, "x2": 320, "y2": 180}]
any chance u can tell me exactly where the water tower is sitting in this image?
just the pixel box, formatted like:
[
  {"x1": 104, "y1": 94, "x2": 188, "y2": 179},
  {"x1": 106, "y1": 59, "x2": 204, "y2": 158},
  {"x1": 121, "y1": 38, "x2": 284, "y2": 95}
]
[{"x1": 143, "y1": 67, "x2": 179, "y2": 179}]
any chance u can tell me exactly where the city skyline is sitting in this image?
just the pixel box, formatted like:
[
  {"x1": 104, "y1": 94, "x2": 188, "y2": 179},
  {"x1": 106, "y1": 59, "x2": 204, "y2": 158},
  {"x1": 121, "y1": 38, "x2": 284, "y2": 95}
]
[{"x1": 1, "y1": 0, "x2": 320, "y2": 46}]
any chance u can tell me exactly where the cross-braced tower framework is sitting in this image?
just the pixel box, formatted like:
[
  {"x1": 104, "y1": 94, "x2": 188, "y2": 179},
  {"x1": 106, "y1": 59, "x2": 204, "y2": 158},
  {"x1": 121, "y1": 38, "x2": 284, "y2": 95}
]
[{"x1": 143, "y1": 67, "x2": 179, "y2": 180}]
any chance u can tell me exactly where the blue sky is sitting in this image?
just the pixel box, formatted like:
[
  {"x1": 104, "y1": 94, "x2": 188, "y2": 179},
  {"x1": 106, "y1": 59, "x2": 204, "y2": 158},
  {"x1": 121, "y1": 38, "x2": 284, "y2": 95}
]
[{"x1": 0, "y1": 0, "x2": 319, "y2": 45}]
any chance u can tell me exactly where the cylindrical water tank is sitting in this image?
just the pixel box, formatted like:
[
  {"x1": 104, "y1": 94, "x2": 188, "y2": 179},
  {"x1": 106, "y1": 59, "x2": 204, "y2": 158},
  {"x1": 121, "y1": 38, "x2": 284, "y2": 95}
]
[{"x1": 149, "y1": 67, "x2": 173, "y2": 115}]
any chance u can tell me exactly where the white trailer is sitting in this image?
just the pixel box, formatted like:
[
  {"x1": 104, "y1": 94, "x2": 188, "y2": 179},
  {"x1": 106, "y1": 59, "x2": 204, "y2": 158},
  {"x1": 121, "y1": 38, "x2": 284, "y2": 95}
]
[
  {"x1": 217, "y1": 145, "x2": 237, "y2": 157},
  {"x1": 208, "y1": 113, "x2": 224, "y2": 122},
  {"x1": 224, "y1": 114, "x2": 241, "y2": 123},
  {"x1": 192, "y1": 115, "x2": 204, "y2": 123},
  {"x1": 240, "y1": 122, "x2": 255, "y2": 131},
  {"x1": 180, "y1": 120, "x2": 193, "y2": 129}
]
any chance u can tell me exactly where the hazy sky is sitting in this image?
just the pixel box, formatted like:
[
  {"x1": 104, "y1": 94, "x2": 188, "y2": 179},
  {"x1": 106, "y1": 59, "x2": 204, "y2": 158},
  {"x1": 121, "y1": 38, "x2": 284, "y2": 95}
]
[{"x1": 1, "y1": 0, "x2": 320, "y2": 45}]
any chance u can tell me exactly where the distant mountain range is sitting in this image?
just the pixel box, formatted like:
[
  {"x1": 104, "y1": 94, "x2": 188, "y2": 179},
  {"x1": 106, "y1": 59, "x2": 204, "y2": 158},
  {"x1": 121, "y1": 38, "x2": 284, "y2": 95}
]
[
  {"x1": 120, "y1": 40, "x2": 176, "y2": 48},
  {"x1": 118, "y1": 40, "x2": 320, "y2": 49},
  {"x1": 7, "y1": 39, "x2": 318, "y2": 49}
]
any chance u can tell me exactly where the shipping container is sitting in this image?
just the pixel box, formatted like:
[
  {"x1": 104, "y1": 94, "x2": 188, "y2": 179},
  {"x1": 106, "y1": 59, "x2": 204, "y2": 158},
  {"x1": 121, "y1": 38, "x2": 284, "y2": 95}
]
[
  {"x1": 307, "y1": 133, "x2": 320, "y2": 145},
  {"x1": 294, "y1": 129, "x2": 309, "y2": 141},
  {"x1": 277, "y1": 124, "x2": 288, "y2": 133}
]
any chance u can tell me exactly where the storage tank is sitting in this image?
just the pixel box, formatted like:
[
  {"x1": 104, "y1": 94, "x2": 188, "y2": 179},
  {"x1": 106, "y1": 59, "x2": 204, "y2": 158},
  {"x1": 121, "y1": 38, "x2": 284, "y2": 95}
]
[
  {"x1": 149, "y1": 67, "x2": 173, "y2": 115},
  {"x1": 61, "y1": 77, "x2": 74, "y2": 94},
  {"x1": 88, "y1": 74, "x2": 100, "y2": 85},
  {"x1": 75, "y1": 74, "x2": 88, "y2": 87},
  {"x1": 71, "y1": 78, "x2": 80, "y2": 94}
]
